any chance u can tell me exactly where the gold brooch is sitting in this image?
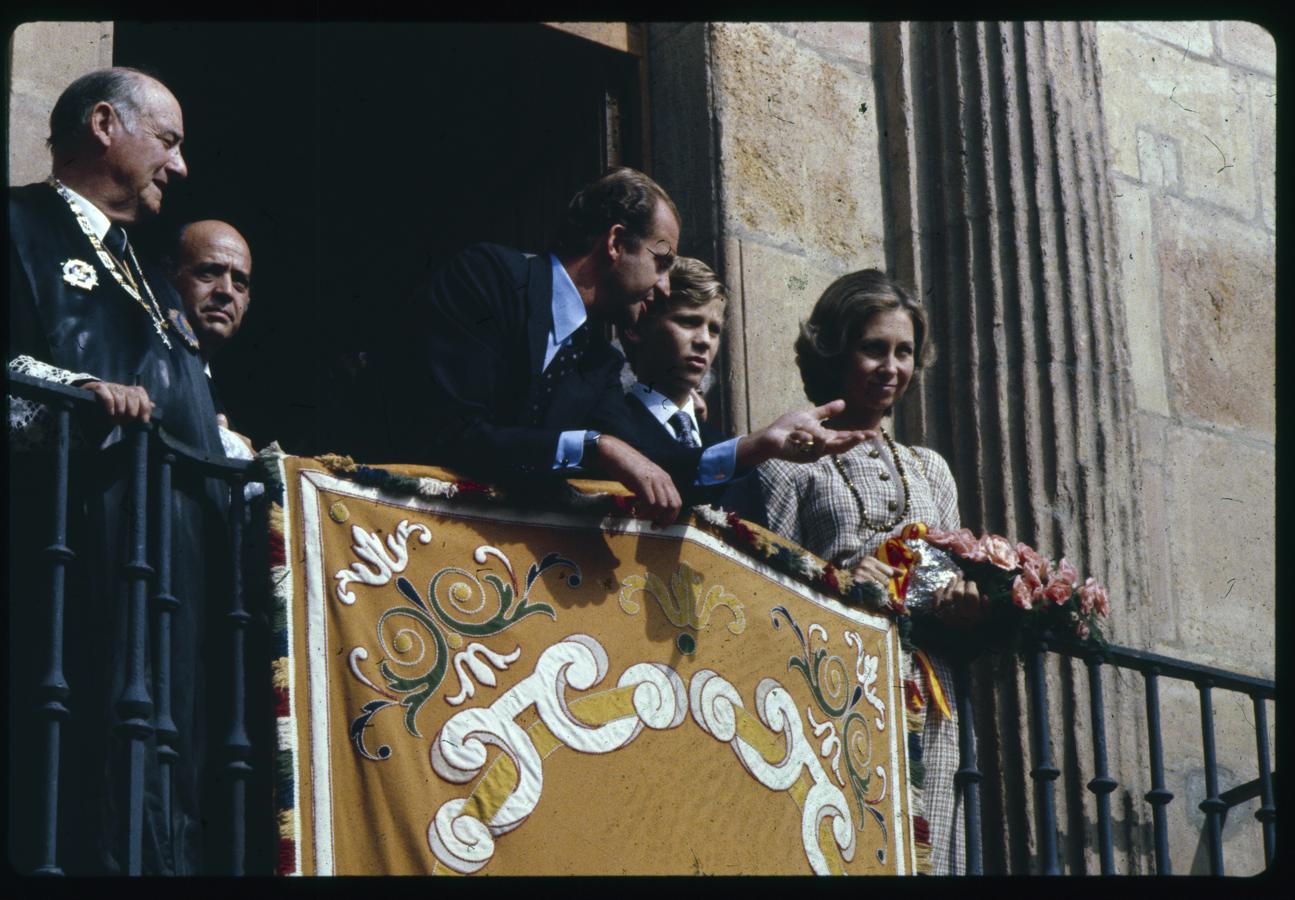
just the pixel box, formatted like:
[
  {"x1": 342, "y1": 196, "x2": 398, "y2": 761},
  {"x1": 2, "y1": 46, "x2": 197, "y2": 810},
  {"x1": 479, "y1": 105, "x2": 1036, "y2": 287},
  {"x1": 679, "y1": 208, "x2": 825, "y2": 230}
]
[{"x1": 61, "y1": 258, "x2": 99, "y2": 290}]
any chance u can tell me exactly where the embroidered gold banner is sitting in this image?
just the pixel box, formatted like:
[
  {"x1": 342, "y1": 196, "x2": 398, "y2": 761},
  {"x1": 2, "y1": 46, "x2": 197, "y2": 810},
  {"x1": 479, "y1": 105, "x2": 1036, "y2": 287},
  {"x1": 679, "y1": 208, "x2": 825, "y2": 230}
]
[{"x1": 270, "y1": 456, "x2": 915, "y2": 875}]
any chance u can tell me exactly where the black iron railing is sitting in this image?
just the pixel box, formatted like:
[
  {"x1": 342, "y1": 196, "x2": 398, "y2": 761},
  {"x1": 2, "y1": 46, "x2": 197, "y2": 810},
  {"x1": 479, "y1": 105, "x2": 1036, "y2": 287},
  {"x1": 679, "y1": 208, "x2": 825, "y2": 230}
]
[
  {"x1": 944, "y1": 635, "x2": 1276, "y2": 875},
  {"x1": 8, "y1": 370, "x2": 1277, "y2": 875},
  {"x1": 8, "y1": 370, "x2": 265, "y2": 875}
]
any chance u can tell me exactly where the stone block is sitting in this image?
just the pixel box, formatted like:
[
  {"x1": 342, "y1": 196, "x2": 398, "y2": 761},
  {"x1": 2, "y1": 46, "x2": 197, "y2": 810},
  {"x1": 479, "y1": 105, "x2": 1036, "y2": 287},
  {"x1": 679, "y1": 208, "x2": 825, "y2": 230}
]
[
  {"x1": 1160, "y1": 424, "x2": 1274, "y2": 678},
  {"x1": 709, "y1": 23, "x2": 885, "y2": 262},
  {"x1": 1124, "y1": 21, "x2": 1215, "y2": 58},
  {"x1": 778, "y1": 22, "x2": 871, "y2": 66},
  {"x1": 8, "y1": 22, "x2": 113, "y2": 185},
  {"x1": 728, "y1": 238, "x2": 868, "y2": 428},
  {"x1": 1250, "y1": 73, "x2": 1276, "y2": 231},
  {"x1": 1096, "y1": 24, "x2": 1257, "y2": 218},
  {"x1": 1216, "y1": 20, "x2": 1275, "y2": 76},
  {"x1": 1135, "y1": 412, "x2": 1173, "y2": 647},
  {"x1": 8, "y1": 90, "x2": 56, "y2": 188},
  {"x1": 1154, "y1": 195, "x2": 1274, "y2": 435},
  {"x1": 1134, "y1": 128, "x2": 1180, "y2": 189},
  {"x1": 1113, "y1": 184, "x2": 1170, "y2": 417}
]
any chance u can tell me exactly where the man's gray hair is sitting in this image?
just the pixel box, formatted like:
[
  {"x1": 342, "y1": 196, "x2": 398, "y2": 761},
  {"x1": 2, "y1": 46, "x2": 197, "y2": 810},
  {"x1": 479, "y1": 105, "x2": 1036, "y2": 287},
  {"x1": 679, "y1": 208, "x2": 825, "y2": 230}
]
[{"x1": 47, "y1": 67, "x2": 151, "y2": 153}]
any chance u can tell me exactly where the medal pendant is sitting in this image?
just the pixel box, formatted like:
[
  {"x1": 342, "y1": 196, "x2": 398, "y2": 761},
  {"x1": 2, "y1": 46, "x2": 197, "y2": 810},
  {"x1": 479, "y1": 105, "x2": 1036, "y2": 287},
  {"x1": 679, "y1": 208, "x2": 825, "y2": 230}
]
[{"x1": 61, "y1": 258, "x2": 99, "y2": 290}]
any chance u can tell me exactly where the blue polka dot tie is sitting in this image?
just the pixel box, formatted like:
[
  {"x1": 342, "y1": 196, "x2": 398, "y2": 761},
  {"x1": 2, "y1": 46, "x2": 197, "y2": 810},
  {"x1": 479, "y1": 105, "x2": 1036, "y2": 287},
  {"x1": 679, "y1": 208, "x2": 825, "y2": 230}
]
[
  {"x1": 527, "y1": 324, "x2": 589, "y2": 425},
  {"x1": 669, "y1": 410, "x2": 701, "y2": 448}
]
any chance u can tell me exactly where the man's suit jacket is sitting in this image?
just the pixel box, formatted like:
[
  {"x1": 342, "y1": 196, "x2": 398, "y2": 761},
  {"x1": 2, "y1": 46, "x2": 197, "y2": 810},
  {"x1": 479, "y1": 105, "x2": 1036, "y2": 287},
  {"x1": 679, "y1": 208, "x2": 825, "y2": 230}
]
[{"x1": 391, "y1": 242, "x2": 704, "y2": 487}]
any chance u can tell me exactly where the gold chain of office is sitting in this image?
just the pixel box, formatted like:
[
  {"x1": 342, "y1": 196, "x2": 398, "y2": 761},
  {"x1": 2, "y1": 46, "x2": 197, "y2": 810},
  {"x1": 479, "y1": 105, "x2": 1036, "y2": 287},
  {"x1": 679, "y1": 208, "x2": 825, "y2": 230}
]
[{"x1": 47, "y1": 176, "x2": 193, "y2": 350}]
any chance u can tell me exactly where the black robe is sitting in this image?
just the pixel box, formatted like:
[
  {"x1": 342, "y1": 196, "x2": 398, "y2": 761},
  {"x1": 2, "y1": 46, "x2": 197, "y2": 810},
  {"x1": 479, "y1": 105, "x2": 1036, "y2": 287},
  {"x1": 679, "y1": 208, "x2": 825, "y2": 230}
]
[{"x1": 7, "y1": 182, "x2": 236, "y2": 874}]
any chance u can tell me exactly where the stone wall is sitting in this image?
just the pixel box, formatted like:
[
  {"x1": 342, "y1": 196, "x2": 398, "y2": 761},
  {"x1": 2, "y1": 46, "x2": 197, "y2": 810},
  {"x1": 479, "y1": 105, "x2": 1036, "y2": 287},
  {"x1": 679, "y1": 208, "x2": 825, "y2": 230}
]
[
  {"x1": 1095, "y1": 20, "x2": 1275, "y2": 875},
  {"x1": 650, "y1": 22, "x2": 888, "y2": 435},
  {"x1": 650, "y1": 20, "x2": 1275, "y2": 876},
  {"x1": 7, "y1": 22, "x2": 113, "y2": 185}
]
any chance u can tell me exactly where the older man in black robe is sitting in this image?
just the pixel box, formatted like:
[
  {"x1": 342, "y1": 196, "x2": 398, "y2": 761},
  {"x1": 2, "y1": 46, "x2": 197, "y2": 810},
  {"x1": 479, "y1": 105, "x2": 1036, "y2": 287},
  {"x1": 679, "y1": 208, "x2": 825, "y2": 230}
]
[{"x1": 7, "y1": 68, "x2": 234, "y2": 875}]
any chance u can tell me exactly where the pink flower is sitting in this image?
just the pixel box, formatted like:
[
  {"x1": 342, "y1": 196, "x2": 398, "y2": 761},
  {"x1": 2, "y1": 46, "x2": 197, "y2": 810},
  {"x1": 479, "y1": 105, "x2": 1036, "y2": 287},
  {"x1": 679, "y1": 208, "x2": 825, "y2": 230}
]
[
  {"x1": 1011, "y1": 575, "x2": 1034, "y2": 610},
  {"x1": 1079, "y1": 576, "x2": 1110, "y2": 618},
  {"x1": 927, "y1": 527, "x2": 980, "y2": 557},
  {"x1": 1042, "y1": 576, "x2": 1073, "y2": 607},
  {"x1": 979, "y1": 534, "x2": 1019, "y2": 571},
  {"x1": 1074, "y1": 619, "x2": 1090, "y2": 640},
  {"x1": 1017, "y1": 543, "x2": 1050, "y2": 581},
  {"x1": 1053, "y1": 558, "x2": 1079, "y2": 591},
  {"x1": 1019, "y1": 563, "x2": 1044, "y2": 595}
]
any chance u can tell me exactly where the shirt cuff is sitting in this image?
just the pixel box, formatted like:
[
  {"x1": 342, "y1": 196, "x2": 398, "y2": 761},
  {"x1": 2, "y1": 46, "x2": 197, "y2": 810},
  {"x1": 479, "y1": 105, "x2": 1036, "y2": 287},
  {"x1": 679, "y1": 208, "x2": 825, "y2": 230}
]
[
  {"x1": 696, "y1": 438, "x2": 739, "y2": 485},
  {"x1": 553, "y1": 429, "x2": 587, "y2": 470}
]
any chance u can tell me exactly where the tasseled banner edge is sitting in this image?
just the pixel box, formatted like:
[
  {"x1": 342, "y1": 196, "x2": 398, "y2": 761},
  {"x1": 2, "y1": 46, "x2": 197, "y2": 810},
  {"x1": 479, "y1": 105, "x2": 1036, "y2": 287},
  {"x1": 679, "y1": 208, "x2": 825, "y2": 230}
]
[
  {"x1": 902, "y1": 650, "x2": 934, "y2": 875},
  {"x1": 261, "y1": 446, "x2": 300, "y2": 876},
  {"x1": 315, "y1": 452, "x2": 494, "y2": 501}
]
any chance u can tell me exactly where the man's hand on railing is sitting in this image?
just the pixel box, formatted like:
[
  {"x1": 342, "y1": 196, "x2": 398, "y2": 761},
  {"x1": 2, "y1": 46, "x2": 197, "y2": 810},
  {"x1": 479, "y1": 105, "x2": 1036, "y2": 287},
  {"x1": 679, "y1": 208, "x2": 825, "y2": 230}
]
[
  {"x1": 591, "y1": 434, "x2": 683, "y2": 528},
  {"x1": 80, "y1": 380, "x2": 154, "y2": 425}
]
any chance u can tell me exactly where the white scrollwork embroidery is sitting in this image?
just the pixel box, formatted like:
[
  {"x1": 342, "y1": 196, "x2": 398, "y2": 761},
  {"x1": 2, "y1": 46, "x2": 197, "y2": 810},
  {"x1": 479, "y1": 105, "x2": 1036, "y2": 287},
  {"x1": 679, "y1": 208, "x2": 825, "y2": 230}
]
[
  {"x1": 334, "y1": 519, "x2": 432, "y2": 605},
  {"x1": 806, "y1": 707, "x2": 845, "y2": 787},
  {"x1": 845, "y1": 630, "x2": 886, "y2": 731},
  {"x1": 347, "y1": 647, "x2": 392, "y2": 697},
  {"x1": 445, "y1": 642, "x2": 523, "y2": 707},
  {"x1": 428, "y1": 635, "x2": 687, "y2": 873},
  {"x1": 689, "y1": 670, "x2": 856, "y2": 875}
]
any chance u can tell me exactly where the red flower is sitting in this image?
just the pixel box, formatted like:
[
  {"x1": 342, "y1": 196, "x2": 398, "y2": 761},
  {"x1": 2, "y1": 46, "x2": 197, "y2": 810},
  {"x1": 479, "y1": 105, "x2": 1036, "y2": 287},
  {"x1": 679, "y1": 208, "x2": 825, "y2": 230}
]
[
  {"x1": 979, "y1": 533, "x2": 1019, "y2": 570},
  {"x1": 1017, "y1": 542, "x2": 1050, "y2": 581},
  {"x1": 1053, "y1": 557, "x2": 1079, "y2": 590},
  {"x1": 1042, "y1": 576, "x2": 1073, "y2": 607},
  {"x1": 1079, "y1": 576, "x2": 1110, "y2": 617},
  {"x1": 1011, "y1": 575, "x2": 1034, "y2": 610},
  {"x1": 1019, "y1": 562, "x2": 1044, "y2": 595},
  {"x1": 927, "y1": 527, "x2": 979, "y2": 557}
]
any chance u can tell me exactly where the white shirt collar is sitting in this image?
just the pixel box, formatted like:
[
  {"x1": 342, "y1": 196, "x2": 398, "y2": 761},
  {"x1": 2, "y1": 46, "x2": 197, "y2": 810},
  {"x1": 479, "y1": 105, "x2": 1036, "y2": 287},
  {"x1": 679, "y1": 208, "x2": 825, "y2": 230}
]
[
  {"x1": 56, "y1": 180, "x2": 112, "y2": 240},
  {"x1": 629, "y1": 382, "x2": 699, "y2": 436},
  {"x1": 549, "y1": 254, "x2": 587, "y2": 345}
]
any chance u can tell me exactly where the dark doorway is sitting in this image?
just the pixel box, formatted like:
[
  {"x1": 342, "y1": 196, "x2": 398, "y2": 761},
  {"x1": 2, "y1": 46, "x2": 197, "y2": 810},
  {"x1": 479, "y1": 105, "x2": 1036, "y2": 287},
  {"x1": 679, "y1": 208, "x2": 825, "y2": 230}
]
[{"x1": 113, "y1": 22, "x2": 643, "y2": 460}]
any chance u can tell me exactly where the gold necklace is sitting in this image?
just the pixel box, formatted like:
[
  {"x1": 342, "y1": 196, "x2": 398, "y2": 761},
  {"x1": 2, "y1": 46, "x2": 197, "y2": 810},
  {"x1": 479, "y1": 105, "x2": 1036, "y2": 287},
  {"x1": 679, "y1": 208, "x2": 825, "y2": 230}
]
[
  {"x1": 831, "y1": 425, "x2": 911, "y2": 532},
  {"x1": 47, "y1": 177, "x2": 172, "y2": 350}
]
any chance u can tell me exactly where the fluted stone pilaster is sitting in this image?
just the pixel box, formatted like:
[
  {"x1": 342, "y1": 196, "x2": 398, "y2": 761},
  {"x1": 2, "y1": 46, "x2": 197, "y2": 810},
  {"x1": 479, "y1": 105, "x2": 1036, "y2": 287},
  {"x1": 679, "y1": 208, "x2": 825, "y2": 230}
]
[{"x1": 875, "y1": 21, "x2": 1151, "y2": 873}]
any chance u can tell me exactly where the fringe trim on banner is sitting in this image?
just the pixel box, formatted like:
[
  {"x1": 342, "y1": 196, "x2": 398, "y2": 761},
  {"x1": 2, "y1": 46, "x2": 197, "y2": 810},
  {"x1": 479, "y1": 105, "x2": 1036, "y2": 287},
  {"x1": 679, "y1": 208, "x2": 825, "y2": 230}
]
[
  {"x1": 254, "y1": 445, "x2": 299, "y2": 875},
  {"x1": 902, "y1": 649, "x2": 934, "y2": 875},
  {"x1": 315, "y1": 452, "x2": 495, "y2": 500}
]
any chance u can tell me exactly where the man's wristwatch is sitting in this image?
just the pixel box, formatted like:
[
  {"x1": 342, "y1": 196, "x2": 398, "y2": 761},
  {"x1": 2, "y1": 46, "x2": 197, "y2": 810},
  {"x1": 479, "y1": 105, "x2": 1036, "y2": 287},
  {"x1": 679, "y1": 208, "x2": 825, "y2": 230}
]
[{"x1": 583, "y1": 430, "x2": 602, "y2": 463}]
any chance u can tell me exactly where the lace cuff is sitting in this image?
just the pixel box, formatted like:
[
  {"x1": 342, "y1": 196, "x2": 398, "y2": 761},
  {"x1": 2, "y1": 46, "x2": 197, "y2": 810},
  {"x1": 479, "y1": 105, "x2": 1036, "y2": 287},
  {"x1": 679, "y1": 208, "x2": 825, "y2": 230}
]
[{"x1": 8, "y1": 354, "x2": 99, "y2": 452}]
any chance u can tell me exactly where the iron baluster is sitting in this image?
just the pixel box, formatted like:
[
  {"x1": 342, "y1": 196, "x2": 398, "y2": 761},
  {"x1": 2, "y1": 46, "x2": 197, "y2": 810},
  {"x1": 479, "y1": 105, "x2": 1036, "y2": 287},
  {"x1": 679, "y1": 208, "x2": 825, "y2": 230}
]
[
  {"x1": 1085, "y1": 654, "x2": 1117, "y2": 874},
  {"x1": 1252, "y1": 696, "x2": 1275, "y2": 867},
  {"x1": 1143, "y1": 668, "x2": 1173, "y2": 875},
  {"x1": 33, "y1": 402, "x2": 75, "y2": 875},
  {"x1": 225, "y1": 474, "x2": 252, "y2": 874},
  {"x1": 150, "y1": 449, "x2": 179, "y2": 848},
  {"x1": 1197, "y1": 681, "x2": 1225, "y2": 875},
  {"x1": 1026, "y1": 641, "x2": 1061, "y2": 874},
  {"x1": 952, "y1": 656, "x2": 983, "y2": 874},
  {"x1": 114, "y1": 421, "x2": 155, "y2": 874}
]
